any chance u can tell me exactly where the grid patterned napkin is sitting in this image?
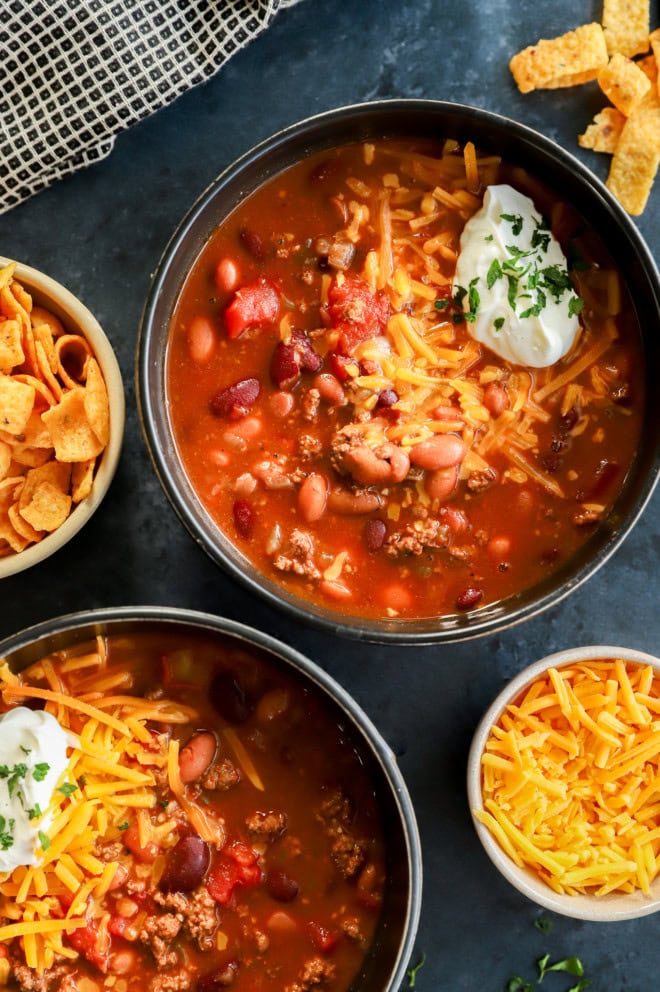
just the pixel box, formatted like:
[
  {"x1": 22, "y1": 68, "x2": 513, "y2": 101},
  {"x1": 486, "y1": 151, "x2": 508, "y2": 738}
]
[{"x1": 0, "y1": 0, "x2": 299, "y2": 215}]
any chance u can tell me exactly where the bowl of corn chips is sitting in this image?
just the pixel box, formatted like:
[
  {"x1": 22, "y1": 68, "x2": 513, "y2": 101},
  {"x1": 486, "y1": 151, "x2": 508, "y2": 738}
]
[
  {"x1": 0, "y1": 259, "x2": 124, "y2": 578},
  {"x1": 468, "y1": 645, "x2": 660, "y2": 921}
]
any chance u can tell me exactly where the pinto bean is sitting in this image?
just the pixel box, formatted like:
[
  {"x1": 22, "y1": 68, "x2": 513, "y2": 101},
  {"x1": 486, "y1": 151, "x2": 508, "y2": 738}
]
[
  {"x1": 215, "y1": 257, "x2": 240, "y2": 293},
  {"x1": 483, "y1": 381, "x2": 510, "y2": 417},
  {"x1": 488, "y1": 535, "x2": 511, "y2": 561},
  {"x1": 269, "y1": 390, "x2": 294, "y2": 418},
  {"x1": 327, "y1": 487, "x2": 383, "y2": 515},
  {"x1": 179, "y1": 731, "x2": 217, "y2": 783},
  {"x1": 298, "y1": 472, "x2": 329, "y2": 523},
  {"x1": 425, "y1": 465, "x2": 459, "y2": 501},
  {"x1": 187, "y1": 315, "x2": 216, "y2": 366},
  {"x1": 108, "y1": 949, "x2": 138, "y2": 975},
  {"x1": 381, "y1": 583, "x2": 412, "y2": 613},
  {"x1": 343, "y1": 442, "x2": 410, "y2": 485},
  {"x1": 409, "y1": 434, "x2": 465, "y2": 471},
  {"x1": 313, "y1": 373, "x2": 345, "y2": 406}
]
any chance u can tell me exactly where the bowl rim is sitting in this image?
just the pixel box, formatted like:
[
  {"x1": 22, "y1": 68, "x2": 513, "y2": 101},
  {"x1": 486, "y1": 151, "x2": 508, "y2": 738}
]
[
  {"x1": 0, "y1": 258, "x2": 125, "y2": 580},
  {"x1": 136, "y1": 97, "x2": 660, "y2": 645},
  {"x1": 467, "y1": 644, "x2": 660, "y2": 922},
  {"x1": 0, "y1": 604, "x2": 423, "y2": 988}
]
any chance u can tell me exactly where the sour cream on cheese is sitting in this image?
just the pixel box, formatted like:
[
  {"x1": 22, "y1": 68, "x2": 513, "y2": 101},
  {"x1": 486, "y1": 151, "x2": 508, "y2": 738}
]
[
  {"x1": 454, "y1": 184, "x2": 582, "y2": 368},
  {"x1": 0, "y1": 707, "x2": 78, "y2": 872}
]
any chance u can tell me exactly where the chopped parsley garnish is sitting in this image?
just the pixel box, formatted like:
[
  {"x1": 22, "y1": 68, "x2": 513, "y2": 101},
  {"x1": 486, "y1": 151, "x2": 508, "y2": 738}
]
[
  {"x1": 118, "y1": 821, "x2": 130, "y2": 831},
  {"x1": 58, "y1": 782, "x2": 78, "y2": 797},
  {"x1": 38, "y1": 830, "x2": 51, "y2": 851},
  {"x1": 501, "y1": 212, "x2": 524, "y2": 236},
  {"x1": 32, "y1": 762, "x2": 50, "y2": 782},
  {"x1": 506, "y1": 979, "x2": 534, "y2": 992},
  {"x1": 6, "y1": 763, "x2": 28, "y2": 798},
  {"x1": 493, "y1": 317, "x2": 505, "y2": 331},
  {"x1": 434, "y1": 298, "x2": 450, "y2": 310},
  {"x1": 0, "y1": 816, "x2": 14, "y2": 851},
  {"x1": 406, "y1": 953, "x2": 426, "y2": 989},
  {"x1": 533, "y1": 917, "x2": 553, "y2": 935},
  {"x1": 537, "y1": 955, "x2": 584, "y2": 983},
  {"x1": 27, "y1": 803, "x2": 42, "y2": 821},
  {"x1": 456, "y1": 209, "x2": 583, "y2": 323}
]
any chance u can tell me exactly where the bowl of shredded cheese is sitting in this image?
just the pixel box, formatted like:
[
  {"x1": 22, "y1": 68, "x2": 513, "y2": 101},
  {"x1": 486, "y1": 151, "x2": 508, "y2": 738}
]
[{"x1": 467, "y1": 644, "x2": 660, "y2": 921}]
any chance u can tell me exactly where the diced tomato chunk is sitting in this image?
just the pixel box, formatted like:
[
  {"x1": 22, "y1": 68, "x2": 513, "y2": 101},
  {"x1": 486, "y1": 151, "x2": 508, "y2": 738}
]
[
  {"x1": 307, "y1": 921, "x2": 340, "y2": 954},
  {"x1": 206, "y1": 840, "x2": 262, "y2": 904},
  {"x1": 328, "y1": 275, "x2": 389, "y2": 354},
  {"x1": 108, "y1": 915, "x2": 131, "y2": 938},
  {"x1": 122, "y1": 822, "x2": 159, "y2": 864},
  {"x1": 224, "y1": 278, "x2": 280, "y2": 339},
  {"x1": 67, "y1": 920, "x2": 110, "y2": 972}
]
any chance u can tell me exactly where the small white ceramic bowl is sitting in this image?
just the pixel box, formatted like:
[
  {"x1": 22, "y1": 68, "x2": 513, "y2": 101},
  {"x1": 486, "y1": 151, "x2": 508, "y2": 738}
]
[
  {"x1": 467, "y1": 644, "x2": 660, "y2": 922},
  {"x1": 0, "y1": 259, "x2": 125, "y2": 579}
]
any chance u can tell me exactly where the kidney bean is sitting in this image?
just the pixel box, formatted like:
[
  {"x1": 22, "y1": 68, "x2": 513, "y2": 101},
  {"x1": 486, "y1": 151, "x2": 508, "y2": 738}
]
[
  {"x1": 271, "y1": 341, "x2": 301, "y2": 390},
  {"x1": 425, "y1": 465, "x2": 458, "y2": 502},
  {"x1": 293, "y1": 330, "x2": 322, "y2": 373},
  {"x1": 266, "y1": 868, "x2": 299, "y2": 902},
  {"x1": 558, "y1": 406, "x2": 579, "y2": 432},
  {"x1": 583, "y1": 458, "x2": 620, "y2": 501},
  {"x1": 178, "y1": 730, "x2": 217, "y2": 784},
  {"x1": 456, "y1": 586, "x2": 484, "y2": 611},
  {"x1": 364, "y1": 518, "x2": 387, "y2": 551},
  {"x1": 376, "y1": 388, "x2": 398, "y2": 409},
  {"x1": 313, "y1": 372, "x2": 345, "y2": 406},
  {"x1": 409, "y1": 434, "x2": 465, "y2": 471},
  {"x1": 210, "y1": 378, "x2": 261, "y2": 419},
  {"x1": 483, "y1": 381, "x2": 509, "y2": 417},
  {"x1": 239, "y1": 226, "x2": 266, "y2": 260},
  {"x1": 197, "y1": 963, "x2": 239, "y2": 991},
  {"x1": 160, "y1": 835, "x2": 210, "y2": 893},
  {"x1": 298, "y1": 473, "x2": 328, "y2": 523},
  {"x1": 210, "y1": 671, "x2": 253, "y2": 724},
  {"x1": 233, "y1": 499, "x2": 255, "y2": 538},
  {"x1": 328, "y1": 352, "x2": 357, "y2": 382},
  {"x1": 214, "y1": 257, "x2": 240, "y2": 293},
  {"x1": 327, "y1": 488, "x2": 383, "y2": 515},
  {"x1": 187, "y1": 315, "x2": 216, "y2": 366}
]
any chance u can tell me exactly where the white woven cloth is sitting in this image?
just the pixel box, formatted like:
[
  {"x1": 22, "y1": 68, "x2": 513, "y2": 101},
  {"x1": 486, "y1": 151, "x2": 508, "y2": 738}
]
[{"x1": 0, "y1": 0, "x2": 299, "y2": 214}]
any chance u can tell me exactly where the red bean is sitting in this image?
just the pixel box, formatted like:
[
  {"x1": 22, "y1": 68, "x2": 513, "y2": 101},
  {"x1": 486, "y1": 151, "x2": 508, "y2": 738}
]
[
  {"x1": 239, "y1": 226, "x2": 266, "y2": 260},
  {"x1": 270, "y1": 341, "x2": 300, "y2": 390},
  {"x1": 159, "y1": 835, "x2": 210, "y2": 893},
  {"x1": 187, "y1": 315, "x2": 216, "y2": 366},
  {"x1": 211, "y1": 378, "x2": 261, "y2": 419},
  {"x1": 233, "y1": 499, "x2": 255, "y2": 538},
  {"x1": 364, "y1": 518, "x2": 387, "y2": 551},
  {"x1": 214, "y1": 257, "x2": 240, "y2": 293},
  {"x1": 266, "y1": 869, "x2": 299, "y2": 902},
  {"x1": 376, "y1": 389, "x2": 398, "y2": 409},
  {"x1": 327, "y1": 488, "x2": 383, "y2": 515},
  {"x1": 456, "y1": 586, "x2": 484, "y2": 611},
  {"x1": 179, "y1": 730, "x2": 217, "y2": 784}
]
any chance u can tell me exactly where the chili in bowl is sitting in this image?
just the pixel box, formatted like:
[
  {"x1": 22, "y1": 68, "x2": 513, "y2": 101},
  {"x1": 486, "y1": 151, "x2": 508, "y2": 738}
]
[
  {"x1": 0, "y1": 606, "x2": 422, "y2": 992},
  {"x1": 137, "y1": 100, "x2": 660, "y2": 643}
]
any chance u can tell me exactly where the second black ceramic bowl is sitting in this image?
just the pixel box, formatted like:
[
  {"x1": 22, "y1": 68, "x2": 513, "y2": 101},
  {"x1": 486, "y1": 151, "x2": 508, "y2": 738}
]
[
  {"x1": 0, "y1": 605, "x2": 422, "y2": 991},
  {"x1": 137, "y1": 99, "x2": 660, "y2": 644}
]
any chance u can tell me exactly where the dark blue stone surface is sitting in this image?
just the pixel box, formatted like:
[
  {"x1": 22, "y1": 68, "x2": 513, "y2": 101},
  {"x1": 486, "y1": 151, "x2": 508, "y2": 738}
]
[{"x1": 1, "y1": 1, "x2": 659, "y2": 988}]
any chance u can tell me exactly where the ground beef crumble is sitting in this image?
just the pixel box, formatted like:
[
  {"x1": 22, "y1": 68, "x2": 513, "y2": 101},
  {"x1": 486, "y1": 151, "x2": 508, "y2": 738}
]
[
  {"x1": 384, "y1": 517, "x2": 450, "y2": 557},
  {"x1": 245, "y1": 808, "x2": 288, "y2": 839},
  {"x1": 286, "y1": 956, "x2": 336, "y2": 991},
  {"x1": 154, "y1": 887, "x2": 219, "y2": 950},
  {"x1": 201, "y1": 756, "x2": 241, "y2": 791},
  {"x1": 140, "y1": 912, "x2": 182, "y2": 968},
  {"x1": 148, "y1": 967, "x2": 192, "y2": 992},
  {"x1": 273, "y1": 529, "x2": 321, "y2": 580}
]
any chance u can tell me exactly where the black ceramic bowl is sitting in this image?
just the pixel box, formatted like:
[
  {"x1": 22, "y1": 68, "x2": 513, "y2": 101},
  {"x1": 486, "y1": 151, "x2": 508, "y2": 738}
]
[
  {"x1": 137, "y1": 99, "x2": 660, "y2": 644},
  {"x1": 0, "y1": 605, "x2": 422, "y2": 991}
]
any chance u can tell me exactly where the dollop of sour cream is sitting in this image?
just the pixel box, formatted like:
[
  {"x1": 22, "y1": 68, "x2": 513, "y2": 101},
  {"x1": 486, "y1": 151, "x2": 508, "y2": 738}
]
[
  {"x1": 0, "y1": 707, "x2": 78, "y2": 872},
  {"x1": 454, "y1": 184, "x2": 582, "y2": 368}
]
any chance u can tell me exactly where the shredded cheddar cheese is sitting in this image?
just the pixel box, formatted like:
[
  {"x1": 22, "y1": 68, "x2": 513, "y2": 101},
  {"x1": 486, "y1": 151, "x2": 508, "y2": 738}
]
[
  {"x1": 476, "y1": 658, "x2": 660, "y2": 897},
  {"x1": 0, "y1": 646, "x2": 198, "y2": 974}
]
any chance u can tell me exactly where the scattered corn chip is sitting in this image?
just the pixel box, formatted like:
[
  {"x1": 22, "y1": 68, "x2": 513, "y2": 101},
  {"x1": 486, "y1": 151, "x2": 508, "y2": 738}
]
[
  {"x1": 578, "y1": 107, "x2": 627, "y2": 151},
  {"x1": 603, "y1": 0, "x2": 651, "y2": 57},
  {"x1": 509, "y1": 23, "x2": 608, "y2": 93},
  {"x1": 598, "y1": 53, "x2": 652, "y2": 114},
  {"x1": 606, "y1": 108, "x2": 660, "y2": 214}
]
